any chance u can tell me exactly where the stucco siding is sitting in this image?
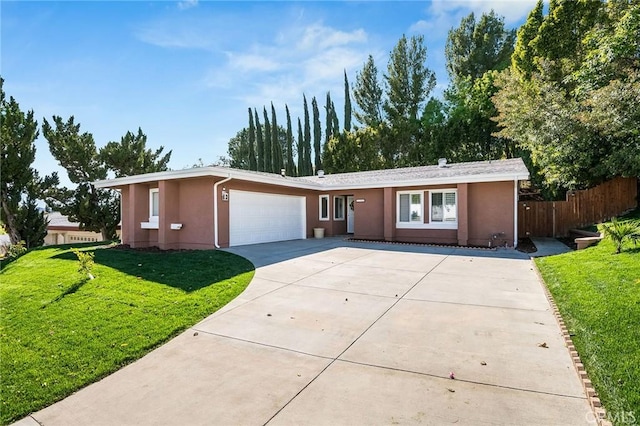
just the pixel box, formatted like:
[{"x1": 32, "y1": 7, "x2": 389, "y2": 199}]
[
  {"x1": 467, "y1": 181, "x2": 515, "y2": 247},
  {"x1": 352, "y1": 189, "x2": 385, "y2": 241}
]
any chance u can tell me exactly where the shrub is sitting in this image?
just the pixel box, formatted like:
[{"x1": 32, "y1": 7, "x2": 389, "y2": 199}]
[
  {"x1": 599, "y1": 218, "x2": 640, "y2": 254},
  {"x1": 8, "y1": 241, "x2": 27, "y2": 259},
  {"x1": 72, "y1": 249, "x2": 95, "y2": 279}
]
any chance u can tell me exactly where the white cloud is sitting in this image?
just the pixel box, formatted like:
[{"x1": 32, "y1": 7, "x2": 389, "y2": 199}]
[
  {"x1": 428, "y1": 0, "x2": 538, "y2": 25},
  {"x1": 136, "y1": 24, "x2": 213, "y2": 50},
  {"x1": 297, "y1": 23, "x2": 367, "y2": 51},
  {"x1": 227, "y1": 53, "x2": 282, "y2": 73},
  {"x1": 201, "y1": 20, "x2": 372, "y2": 114},
  {"x1": 177, "y1": 0, "x2": 198, "y2": 11}
]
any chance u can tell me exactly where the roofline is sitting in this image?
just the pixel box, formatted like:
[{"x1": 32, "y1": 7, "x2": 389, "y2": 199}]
[
  {"x1": 94, "y1": 166, "x2": 529, "y2": 191},
  {"x1": 322, "y1": 172, "x2": 530, "y2": 190},
  {"x1": 93, "y1": 167, "x2": 321, "y2": 190}
]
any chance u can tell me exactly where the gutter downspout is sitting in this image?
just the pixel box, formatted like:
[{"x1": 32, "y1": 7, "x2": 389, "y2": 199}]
[
  {"x1": 214, "y1": 176, "x2": 232, "y2": 248},
  {"x1": 514, "y1": 178, "x2": 518, "y2": 248}
]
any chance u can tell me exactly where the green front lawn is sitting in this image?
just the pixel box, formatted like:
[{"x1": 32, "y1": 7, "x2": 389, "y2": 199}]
[
  {"x1": 536, "y1": 210, "x2": 640, "y2": 424},
  {"x1": 0, "y1": 243, "x2": 254, "y2": 425}
]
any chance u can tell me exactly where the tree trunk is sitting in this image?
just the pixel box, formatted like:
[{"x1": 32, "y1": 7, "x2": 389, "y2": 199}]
[{"x1": 1, "y1": 196, "x2": 21, "y2": 245}]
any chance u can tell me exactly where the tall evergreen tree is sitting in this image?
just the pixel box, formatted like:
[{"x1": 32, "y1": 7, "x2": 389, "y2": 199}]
[
  {"x1": 324, "y1": 92, "x2": 334, "y2": 153},
  {"x1": 254, "y1": 109, "x2": 264, "y2": 171},
  {"x1": 344, "y1": 70, "x2": 352, "y2": 132},
  {"x1": 99, "y1": 128, "x2": 171, "y2": 177},
  {"x1": 297, "y1": 118, "x2": 304, "y2": 176},
  {"x1": 15, "y1": 191, "x2": 47, "y2": 249},
  {"x1": 285, "y1": 105, "x2": 295, "y2": 176},
  {"x1": 384, "y1": 34, "x2": 436, "y2": 166},
  {"x1": 263, "y1": 107, "x2": 272, "y2": 173},
  {"x1": 42, "y1": 116, "x2": 119, "y2": 240},
  {"x1": 271, "y1": 102, "x2": 283, "y2": 173},
  {"x1": 312, "y1": 97, "x2": 322, "y2": 171},
  {"x1": 353, "y1": 55, "x2": 383, "y2": 127},
  {"x1": 248, "y1": 108, "x2": 257, "y2": 171},
  {"x1": 303, "y1": 95, "x2": 313, "y2": 175},
  {"x1": 1, "y1": 77, "x2": 51, "y2": 245}
]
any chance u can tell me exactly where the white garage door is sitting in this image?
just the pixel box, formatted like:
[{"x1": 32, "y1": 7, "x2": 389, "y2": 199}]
[{"x1": 229, "y1": 190, "x2": 306, "y2": 246}]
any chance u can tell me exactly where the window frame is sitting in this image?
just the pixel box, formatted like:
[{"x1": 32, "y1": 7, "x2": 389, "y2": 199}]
[
  {"x1": 149, "y1": 188, "x2": 159, "y2": 223},
  {"x1": 319, "y1": 195, "x2": 330, "y2": 221},
  {"x1": 333, "y1": 196, "x2": 345, "y2": 221},
  {"x1": 396, "y1": 189, "x2": 458, "y2": 229}
]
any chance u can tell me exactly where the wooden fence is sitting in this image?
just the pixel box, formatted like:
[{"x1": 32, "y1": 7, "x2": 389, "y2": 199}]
[{"x1": 518, "y1": 177, "x2": 638, "y2": 238}]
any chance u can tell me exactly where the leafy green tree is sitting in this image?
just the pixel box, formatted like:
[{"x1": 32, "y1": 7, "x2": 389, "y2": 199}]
[
  {"x1": 0, "y1": 78, "x2": 52, "y2": 245},
  {"x1": 42, "y1": 116, "x2": 120, "y2": 240},
  {"x1": 312, "y1": 96, "x2": 322, "y2": 171},
  {"x1": 263, "y1": 107, "x2": 272, "y2": 173},
  {"x1": 445, "y1": 10, "x2": 516, "y2": 82},
  {"x1": 384, "y1": 34, "x2": 436, "y2": 166},
  {"x1": 323, "y1": 125, "x2": 385, "y2": 173},
  {"x1": 285, "y1": 105, "x2": 295, "y2": 176},
  {"x1": 494, "y1": 0, "x2": 639, "y2": 192},
  {"x1": 511, "y1": 0, "x2": 544, "y2": 79},
  {"x1": 248, "y1": 108, "x2": 257, "y2": 171},
  {"x1": 254, "y1": 109, "x2": 264, "y2": 172},
  {"x1": 99, "y1": 128, "x2": 171, "y2": 177},
  {"x1": 344, "y1": 70, "x2": 352, "y2": 132},
  {"x1": 353, "y1": 55, "x2": 383, "y2": 127},
  {"x1": 227, "y1": 128, "x2": 251, "y2": 169}
]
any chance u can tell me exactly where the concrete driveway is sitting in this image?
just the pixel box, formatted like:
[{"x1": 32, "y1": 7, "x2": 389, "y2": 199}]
[{"x1": 18, "y1": 238, "x2": 592, "y2": 425}]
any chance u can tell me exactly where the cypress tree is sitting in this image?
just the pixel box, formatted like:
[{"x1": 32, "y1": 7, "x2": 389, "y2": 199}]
[
  {"x1": 303, "y1": 95, "x2": 313, "y2": 175},
  {"x1": 254, "y1": 109, "x2": 264, "y2": 171},
  {"x1": 271, "y1": 102, "x2": 283, "y2": 173},
  {"x1": 263, "y1": 107, "x2": 272, "y2": 173},
  {"x1": 297, "y1": 118, "x2": 304, "y2": 176},
  {"x1": 344, "y1": 70, "x2": 352, "y2": 132},
  {"x1": 285, "y1": 105, "x2": 295, "y2": 176},
  {"x1": 248, "y1": 108, "x2": 257, "y2": 171},
  {"x1": 324, "y1": 92, "x2": 333, "y2": 151},
  {"x1": 312, "y1": 96, "x2": 322, "y2": 172}
]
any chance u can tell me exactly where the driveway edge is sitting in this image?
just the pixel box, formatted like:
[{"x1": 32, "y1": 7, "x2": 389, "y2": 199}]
[{"x1": 531, "y1": 260, "x2": 612, "y2": 426}]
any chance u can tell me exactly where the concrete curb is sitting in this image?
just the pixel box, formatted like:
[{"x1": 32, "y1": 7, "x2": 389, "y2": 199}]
[{"x1": 531, "y1": 260, "x2": 612, "y2": 426}]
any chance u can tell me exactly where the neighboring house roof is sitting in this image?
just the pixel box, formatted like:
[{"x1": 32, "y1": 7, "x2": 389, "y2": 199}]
[
  {"x1": 46, "y1": 212, "x2": 80, "y2": 230},
  {"x1": 45, "y1": 212, "x2": 121, "y2": 231},
  {"x1": 94, "y1": 158, "x2": 529, "y2": 190}
]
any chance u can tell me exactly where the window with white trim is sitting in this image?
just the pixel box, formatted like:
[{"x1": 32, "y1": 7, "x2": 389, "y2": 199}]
[
  {"x1": 149, "y1": 188, "x2": 159, "y2": 222},
  {"x1": 334, "y1": 196, "x2": 345, "y2": 220},
  {"x1": 398, "y1": 192, "x2": 423, "y2": 223},
  {"x1": 430, "y1": 191, "x2": 457, "y2": 223},
  {"x1": 319, "y1": 195, "x2": 330, "y2": 221},
  {"x1": 396, "y1": 189, "x2": 457, "y2": 228}
]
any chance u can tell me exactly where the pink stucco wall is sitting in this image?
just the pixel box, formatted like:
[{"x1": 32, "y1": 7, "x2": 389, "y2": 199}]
[{"x1": 115, "y1": 176, "x2": 516, "y2": 249}]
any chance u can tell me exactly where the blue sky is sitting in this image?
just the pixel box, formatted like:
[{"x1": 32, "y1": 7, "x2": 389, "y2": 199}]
[{"x1": 2, "y1": 0, "x2": 536, "y2": 186}]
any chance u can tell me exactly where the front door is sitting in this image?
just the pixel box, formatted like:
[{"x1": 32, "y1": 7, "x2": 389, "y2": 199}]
[{"x1": 346, "y1": 196, "x2": 355, "y2": 233}]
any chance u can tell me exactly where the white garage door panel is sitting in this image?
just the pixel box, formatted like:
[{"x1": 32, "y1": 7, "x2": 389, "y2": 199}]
[{"x1": 229, "y1": 190, "x2": 306, "y2": 246}]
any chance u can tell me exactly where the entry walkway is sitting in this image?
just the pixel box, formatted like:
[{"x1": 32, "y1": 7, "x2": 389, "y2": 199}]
[{"x1": 17, "y1": 239, "x2": 592, "y2": 425}]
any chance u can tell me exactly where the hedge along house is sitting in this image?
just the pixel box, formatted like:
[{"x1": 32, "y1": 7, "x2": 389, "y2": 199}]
[{"x1": 94, "y1": 158, "x2": 529, "y2": 250}]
